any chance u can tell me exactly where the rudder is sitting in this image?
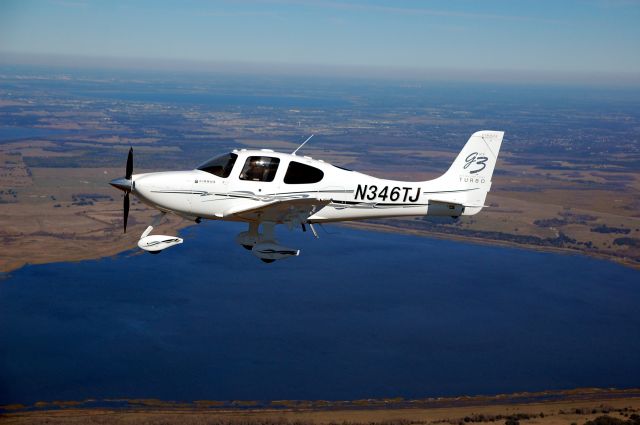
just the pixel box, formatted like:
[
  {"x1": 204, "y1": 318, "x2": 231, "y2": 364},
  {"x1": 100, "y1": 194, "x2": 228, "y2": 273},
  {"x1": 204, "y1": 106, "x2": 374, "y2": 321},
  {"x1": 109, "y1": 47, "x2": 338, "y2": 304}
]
[{"x1": 427, "y1": 130, "x2": 504, "y2": 215}]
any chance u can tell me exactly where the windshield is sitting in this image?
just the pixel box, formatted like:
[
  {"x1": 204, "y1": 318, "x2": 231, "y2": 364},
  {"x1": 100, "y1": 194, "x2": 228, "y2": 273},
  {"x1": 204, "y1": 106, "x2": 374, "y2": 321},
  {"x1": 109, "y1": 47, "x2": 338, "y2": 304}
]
[{"x1": 197, "y1": 153, "x2": 237, "y2": 178}]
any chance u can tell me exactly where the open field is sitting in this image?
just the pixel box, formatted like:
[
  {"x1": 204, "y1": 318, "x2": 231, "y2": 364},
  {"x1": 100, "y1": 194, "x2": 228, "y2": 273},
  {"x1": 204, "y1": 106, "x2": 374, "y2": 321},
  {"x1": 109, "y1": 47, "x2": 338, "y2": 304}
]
[
  {"x1": 0, "y1": 163, "x2": 185, "y2": 272},
  {"x1": 2, "y1": 389, "x2": 639, "y2": 425}
]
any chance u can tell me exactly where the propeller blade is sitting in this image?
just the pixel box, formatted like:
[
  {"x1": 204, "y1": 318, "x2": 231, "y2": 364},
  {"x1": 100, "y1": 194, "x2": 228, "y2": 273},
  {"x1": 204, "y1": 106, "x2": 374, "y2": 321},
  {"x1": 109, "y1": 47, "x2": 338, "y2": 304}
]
[
  {"x1": 124, "y1": 192, "x2": 130, "y2": 233},
  {"x1": 125, "y1": 147, "x2": 133, "y2": 180}
]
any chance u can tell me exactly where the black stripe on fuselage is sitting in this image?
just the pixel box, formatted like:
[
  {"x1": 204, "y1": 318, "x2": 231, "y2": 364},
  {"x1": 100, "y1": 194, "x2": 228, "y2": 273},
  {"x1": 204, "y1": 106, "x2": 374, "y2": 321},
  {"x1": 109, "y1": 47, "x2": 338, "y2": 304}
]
[{"x1": 150, "y1": 190, "x2": 209, "y2": 195}]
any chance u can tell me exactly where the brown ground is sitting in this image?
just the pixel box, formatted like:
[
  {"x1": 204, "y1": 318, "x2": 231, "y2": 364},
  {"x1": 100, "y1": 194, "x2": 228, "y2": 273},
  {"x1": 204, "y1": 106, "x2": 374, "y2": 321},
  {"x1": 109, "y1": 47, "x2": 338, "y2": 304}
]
[
  {"x1": 2, "y1": 388, "x2": 639, "y2": 425},
  {"x1": 0, "y1": 161, "x2": 186, "y2": 273}
]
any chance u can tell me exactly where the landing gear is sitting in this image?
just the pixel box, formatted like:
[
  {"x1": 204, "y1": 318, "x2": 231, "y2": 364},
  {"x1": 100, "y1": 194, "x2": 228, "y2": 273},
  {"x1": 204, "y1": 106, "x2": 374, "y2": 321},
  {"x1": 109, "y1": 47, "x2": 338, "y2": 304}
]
[
  {"x1": 235, "y1": 222, "x2": 261, "y2": 248},
  {"x1": 235, "y1": 221, "x2": 300, "y2": 263},
  {"x1": 137, "y1": 213, "x2": 183, "y2": 253}
]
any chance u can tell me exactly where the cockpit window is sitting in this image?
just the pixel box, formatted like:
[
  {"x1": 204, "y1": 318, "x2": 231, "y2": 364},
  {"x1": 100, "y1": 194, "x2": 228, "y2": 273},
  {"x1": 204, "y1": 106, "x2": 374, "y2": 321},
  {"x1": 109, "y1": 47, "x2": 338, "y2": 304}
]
[
  {"x1": 197, "y1": 153, "x2": 237, "y2": 178},
  {"x1": 239, "y1": 156, "x2": 280, "y2": 182},
  {"x1": 284, "y1": 161, "x2": 324, "y2": 184}
]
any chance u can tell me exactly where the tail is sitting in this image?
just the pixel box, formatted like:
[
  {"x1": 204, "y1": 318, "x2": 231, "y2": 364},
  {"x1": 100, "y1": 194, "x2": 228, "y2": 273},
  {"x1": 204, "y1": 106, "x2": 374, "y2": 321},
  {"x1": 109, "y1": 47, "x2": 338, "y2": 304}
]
[{"x1": 427, "y1": 130, "x2": 504, "y2": 216}]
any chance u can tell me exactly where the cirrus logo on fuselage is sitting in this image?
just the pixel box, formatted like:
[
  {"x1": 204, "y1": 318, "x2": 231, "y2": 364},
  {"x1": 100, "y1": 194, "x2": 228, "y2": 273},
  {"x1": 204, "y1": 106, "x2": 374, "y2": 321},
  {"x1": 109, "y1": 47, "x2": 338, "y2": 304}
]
[{"x1": 464, "y1": 152, "x2": 488, "y2": 174}]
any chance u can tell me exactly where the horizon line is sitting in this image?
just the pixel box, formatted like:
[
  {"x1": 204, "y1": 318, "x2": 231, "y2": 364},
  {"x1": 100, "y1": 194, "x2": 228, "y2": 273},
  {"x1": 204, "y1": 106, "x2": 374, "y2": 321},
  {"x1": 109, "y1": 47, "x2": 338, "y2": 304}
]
[{"x1": 1, "y1": 51, "x2": 640, "y2": 87}]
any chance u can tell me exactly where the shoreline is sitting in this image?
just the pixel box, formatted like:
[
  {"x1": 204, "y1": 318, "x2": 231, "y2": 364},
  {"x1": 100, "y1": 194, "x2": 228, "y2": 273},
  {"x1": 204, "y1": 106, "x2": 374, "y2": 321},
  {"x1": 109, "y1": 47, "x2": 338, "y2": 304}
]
[
  {"x1": 339, "y1": 221, "x2": 640, "y2": 271},
  {"x1": 2, "y1": 218, "x2": 639, "y2": 275},
  {"x1": 2, "y1": 388, "x2": 639, "y2": 424}
]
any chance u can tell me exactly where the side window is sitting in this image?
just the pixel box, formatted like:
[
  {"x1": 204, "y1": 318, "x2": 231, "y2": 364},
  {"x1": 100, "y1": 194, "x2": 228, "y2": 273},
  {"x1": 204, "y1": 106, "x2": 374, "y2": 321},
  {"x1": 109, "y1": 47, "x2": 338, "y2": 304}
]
[
  {"x1": 197, "y1": 153, "x2": 237, "y2": 178},
  {"x1": 284, "y1": 161, "x2": 324, "y2": 184},
  {"x1": 239, "y1": 156, "x2": 280, "y2": 182}
]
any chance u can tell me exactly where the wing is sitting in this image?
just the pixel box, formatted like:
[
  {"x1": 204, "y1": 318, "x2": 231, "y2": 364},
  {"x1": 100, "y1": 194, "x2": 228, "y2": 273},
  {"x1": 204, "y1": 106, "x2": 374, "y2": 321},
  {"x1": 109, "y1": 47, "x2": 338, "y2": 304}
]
[{"x1": 222, "y1": 197, "x2": 332, "y2": 224}]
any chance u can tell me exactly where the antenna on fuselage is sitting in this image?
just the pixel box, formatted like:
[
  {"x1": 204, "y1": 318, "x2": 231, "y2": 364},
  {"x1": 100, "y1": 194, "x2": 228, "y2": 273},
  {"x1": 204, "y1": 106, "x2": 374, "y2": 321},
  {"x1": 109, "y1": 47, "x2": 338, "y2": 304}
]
[{"x1": 292, "y1": 134, "x2": 314, "y2": 155}]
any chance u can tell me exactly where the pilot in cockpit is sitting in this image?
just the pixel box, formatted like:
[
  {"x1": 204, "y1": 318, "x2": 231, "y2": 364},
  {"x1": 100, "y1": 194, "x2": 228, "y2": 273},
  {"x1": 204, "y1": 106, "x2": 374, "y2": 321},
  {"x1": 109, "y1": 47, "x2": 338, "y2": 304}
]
[{"x1": 242, "y1": 157, "x2": 263, "y2": 181}]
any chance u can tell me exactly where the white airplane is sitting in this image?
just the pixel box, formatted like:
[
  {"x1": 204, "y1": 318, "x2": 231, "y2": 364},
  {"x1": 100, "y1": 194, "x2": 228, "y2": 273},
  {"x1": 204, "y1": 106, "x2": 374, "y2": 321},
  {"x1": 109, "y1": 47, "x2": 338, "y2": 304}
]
[{"x1": 110, "y1": 130, "x2": 504, "y2": 262}]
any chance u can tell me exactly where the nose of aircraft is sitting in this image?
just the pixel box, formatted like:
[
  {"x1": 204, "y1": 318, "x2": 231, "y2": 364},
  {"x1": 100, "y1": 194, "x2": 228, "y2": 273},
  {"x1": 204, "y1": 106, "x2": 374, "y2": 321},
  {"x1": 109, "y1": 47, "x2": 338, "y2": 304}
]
[
  {"x1": 125, "y1": 173, "x2": 166, "y2": 198},
  {"x1": 109, "y1": 177, "x2": 133, "y2": 192}
]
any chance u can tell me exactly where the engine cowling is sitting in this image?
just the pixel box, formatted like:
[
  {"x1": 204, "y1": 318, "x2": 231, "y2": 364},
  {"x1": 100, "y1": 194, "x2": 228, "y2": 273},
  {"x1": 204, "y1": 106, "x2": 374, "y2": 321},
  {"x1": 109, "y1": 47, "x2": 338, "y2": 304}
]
[{"x1": 252, "y1": 242, "x2": 300, "y2": 263}]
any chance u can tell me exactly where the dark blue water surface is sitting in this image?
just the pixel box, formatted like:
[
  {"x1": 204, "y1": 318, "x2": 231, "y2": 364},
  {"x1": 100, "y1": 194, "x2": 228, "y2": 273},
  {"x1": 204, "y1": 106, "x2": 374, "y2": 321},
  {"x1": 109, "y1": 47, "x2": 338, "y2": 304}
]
[
  {"x1": 1, "y1": 223, "x2": 639, "y2": 404},
  {"x1": 0, "y1": 126, "x2": 71, "y2": 141}
]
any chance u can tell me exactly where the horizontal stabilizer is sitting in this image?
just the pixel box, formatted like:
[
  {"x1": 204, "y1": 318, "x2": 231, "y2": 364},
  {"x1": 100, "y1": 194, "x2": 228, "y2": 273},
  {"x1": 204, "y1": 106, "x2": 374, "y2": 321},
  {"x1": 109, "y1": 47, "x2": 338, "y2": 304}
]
[{"x1": 428, "y1": 199, "x2": 465, "y2": 217}]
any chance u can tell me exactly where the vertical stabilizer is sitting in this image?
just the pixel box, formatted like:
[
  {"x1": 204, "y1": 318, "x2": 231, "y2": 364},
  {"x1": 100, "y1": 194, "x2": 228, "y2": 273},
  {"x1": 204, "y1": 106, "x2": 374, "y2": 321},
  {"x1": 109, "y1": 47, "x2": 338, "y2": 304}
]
[{"x1": 427, "y1": 130, "x2": 504, "y2": 215}]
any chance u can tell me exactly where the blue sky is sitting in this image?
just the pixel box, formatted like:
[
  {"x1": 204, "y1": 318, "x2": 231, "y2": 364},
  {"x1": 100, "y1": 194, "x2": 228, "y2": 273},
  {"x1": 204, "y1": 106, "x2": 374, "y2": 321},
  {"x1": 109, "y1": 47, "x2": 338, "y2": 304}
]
[{"x1": 1, "y1": 0, "x2": 639, "y2": 81}]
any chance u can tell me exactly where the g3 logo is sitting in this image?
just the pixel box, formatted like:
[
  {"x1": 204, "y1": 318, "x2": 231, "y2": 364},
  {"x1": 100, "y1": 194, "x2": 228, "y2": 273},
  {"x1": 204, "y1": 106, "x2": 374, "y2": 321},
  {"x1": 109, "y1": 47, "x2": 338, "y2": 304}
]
[{"x1": 464, "y1": 152, "x2": 488, "y2": 174}]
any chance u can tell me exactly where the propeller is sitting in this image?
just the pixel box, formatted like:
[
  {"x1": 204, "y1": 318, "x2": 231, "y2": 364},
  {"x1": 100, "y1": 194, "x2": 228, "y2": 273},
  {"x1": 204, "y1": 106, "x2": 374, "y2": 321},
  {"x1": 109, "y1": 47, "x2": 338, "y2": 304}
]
[
  {"x1": 124, "y1": 147, "x2": 132, "y2": 233},
  {"x1": 124, "y1": 191, "x2": 130, "y2": 233},
  {"x1": 125, "y1": 147, "x2": 133, "y2": 180},
  {"x1": 109, "y1": 147, "x2": 134, "y2": 233}
]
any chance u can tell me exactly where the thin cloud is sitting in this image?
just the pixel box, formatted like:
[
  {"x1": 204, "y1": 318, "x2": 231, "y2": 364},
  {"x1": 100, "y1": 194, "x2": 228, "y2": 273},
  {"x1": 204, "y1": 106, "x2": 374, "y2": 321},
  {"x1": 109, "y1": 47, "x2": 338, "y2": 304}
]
[
  {"x1": 49, "y1": 0, "x2": 88, "y2": 8},
  {"x1": 248, "y1": 0, "x2": 564, "y2": 24},
  {"x1": 198, "y1": 10, "x2": 284, "y2": 19}
]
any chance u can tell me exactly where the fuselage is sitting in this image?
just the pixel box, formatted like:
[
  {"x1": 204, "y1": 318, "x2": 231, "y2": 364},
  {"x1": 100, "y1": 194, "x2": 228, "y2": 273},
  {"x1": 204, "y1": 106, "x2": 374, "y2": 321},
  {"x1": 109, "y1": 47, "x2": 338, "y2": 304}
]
[
  {"x1": 130, "y1": 148, "x2": 462, "y2": 224},
  {"x1": 109, "y1": 131, "x2": 504, "y2": 261}
]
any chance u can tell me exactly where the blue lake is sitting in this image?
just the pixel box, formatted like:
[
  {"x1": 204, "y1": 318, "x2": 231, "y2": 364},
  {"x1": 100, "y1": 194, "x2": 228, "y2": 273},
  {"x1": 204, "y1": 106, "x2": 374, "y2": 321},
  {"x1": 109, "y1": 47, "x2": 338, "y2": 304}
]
[
  {"x1": 0, "y1": 223, "x2": 639, "y2": 404},
  {"x1": 0, "y1": 126, "x2": 72, "y2": 142}
]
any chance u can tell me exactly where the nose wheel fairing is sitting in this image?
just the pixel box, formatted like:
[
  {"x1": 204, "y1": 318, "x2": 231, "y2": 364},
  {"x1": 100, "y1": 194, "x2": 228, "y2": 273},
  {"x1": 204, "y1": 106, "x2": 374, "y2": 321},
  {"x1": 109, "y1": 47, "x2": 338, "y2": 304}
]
[
  {"x1": 138, "y1": 232, "x2": 184, "y2": 253},
  {"x1": 135, "y1": 214, "x2": 183, "y2": 254}
]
